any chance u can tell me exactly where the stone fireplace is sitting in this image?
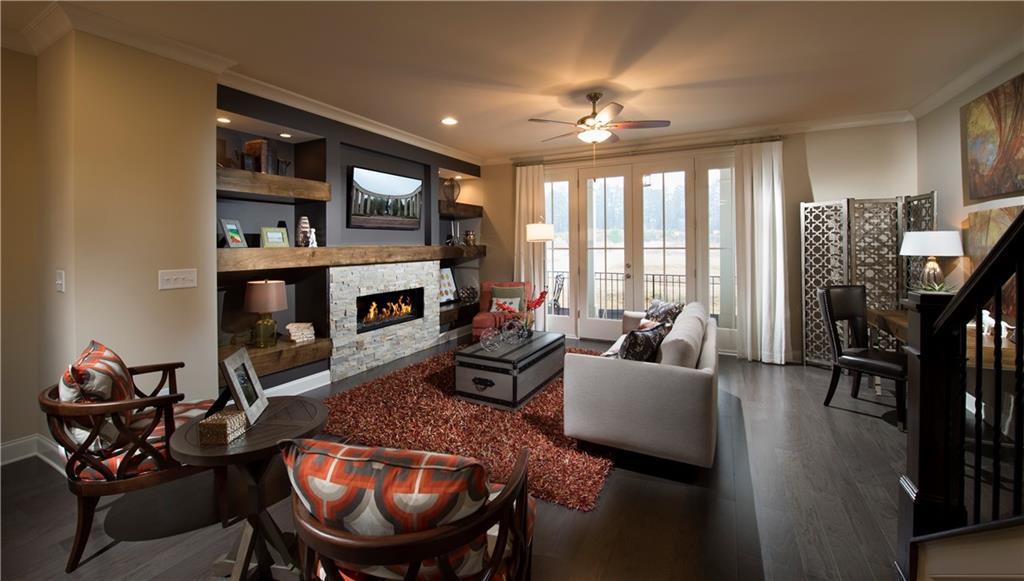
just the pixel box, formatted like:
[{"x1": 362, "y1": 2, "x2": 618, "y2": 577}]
[{"x1": 329, "y1": 261, "x2": 439, "y2": 381}]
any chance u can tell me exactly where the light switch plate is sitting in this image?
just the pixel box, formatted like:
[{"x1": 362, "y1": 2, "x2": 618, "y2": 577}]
[
  {"x1": 56, "y1": 269, "x2": 65, "y2": 293},
  {"x1": 158, "y1": 268, "x2": 198, "y2": 290}
]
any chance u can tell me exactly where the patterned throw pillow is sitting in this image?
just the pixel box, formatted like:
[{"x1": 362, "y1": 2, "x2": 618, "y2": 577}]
[
  {"x1": 618, "y1": 323, "x2": 672, "y2": 362},
  {"x1": 491, "y1": 285, "x2": 526, "y2": 306},
  {"x1": 645, "y1": 299, "x2": 684, "y2": 324},
  {"x1": 59, "y1": 340, "x2": 134, "y2": 448},
  {"x1": 281, "y1": 439, "x2": 491, "y2": 579},
  {"x1": 490, "y1": 297, "x2": 521, "y2": 312}
]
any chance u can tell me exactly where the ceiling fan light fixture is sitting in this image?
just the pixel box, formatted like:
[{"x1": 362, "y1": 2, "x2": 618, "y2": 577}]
[{"x1": 578, "y1": 129, "x2": 612, "y2": 144}]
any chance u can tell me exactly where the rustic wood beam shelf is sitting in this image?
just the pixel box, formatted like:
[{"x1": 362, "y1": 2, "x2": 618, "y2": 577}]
[
  {"x1": 217, "y1": 337, "x2": 332, "y2": 386},
  {"x1": 438, "y1": 200, "x2": 483, "y2": 220},
  {"x1": 218, "y1": 245, "x2": 486, "y2": 274},
  {"x1": 217, "y1": 167, "x2": 331, "y2": 203}
]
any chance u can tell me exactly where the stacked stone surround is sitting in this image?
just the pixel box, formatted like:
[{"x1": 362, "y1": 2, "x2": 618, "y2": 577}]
[{"x1": 329, "y1": 261, "x2": 440, "y2": 381}]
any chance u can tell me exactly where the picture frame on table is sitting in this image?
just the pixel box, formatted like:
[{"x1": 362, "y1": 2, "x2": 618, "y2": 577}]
[
  {"x1": 439, "y1": 267, "x2": 459, "y2": 305},
  {"x1": 260, "y1": 227, "x2": 290, "y2": 248},
  {"x1": 219, "y1": 348, "x2": 269, "y2": 425},
  {"x1": 220, "y1": 218, "x2": 247, "y2": 248}
]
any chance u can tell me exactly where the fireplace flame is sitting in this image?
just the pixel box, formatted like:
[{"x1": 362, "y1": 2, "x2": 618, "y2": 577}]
[{"x1": 362, "y1": 295, "x2": 413, "y2": 325}]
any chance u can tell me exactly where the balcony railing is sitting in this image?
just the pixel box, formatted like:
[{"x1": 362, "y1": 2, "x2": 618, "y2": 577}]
[{"x1": 545, "y1": 271, "x2": 721, "y2": 319}]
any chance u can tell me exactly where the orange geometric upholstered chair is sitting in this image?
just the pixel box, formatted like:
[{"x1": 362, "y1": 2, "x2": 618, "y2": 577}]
[{"x1": 472, "y1": 281, "x2": 534, "y2": 341}]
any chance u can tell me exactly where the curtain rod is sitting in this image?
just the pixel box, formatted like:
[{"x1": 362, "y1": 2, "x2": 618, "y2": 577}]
[{"x1": 513, "y1": 134, "x2": 783, "y2": 167}]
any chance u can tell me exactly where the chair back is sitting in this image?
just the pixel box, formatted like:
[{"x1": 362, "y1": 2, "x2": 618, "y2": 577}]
[
  {"x1": 817, "y1": 285, "x2": 869, "y2": 362},
  {"x1": 293, "y1": 448, "x2": 531, "y2": 581},
  {"x1": 479, "y1": 281, "x2": 533, "y2": 314}
]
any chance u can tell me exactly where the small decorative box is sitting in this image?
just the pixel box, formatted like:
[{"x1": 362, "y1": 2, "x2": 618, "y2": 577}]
[{"x1": 198, "y1": 410, "x2": 248, "y2": 447}]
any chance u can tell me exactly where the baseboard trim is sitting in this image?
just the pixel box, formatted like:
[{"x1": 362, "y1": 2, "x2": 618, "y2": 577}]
[{"x1": 1, "y1": 433, "x2": 66, "y2": 474}]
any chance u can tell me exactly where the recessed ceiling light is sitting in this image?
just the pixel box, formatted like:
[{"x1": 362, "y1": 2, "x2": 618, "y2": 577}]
[
  {"x1": 454, "y1": 175, "x2": 463, "y2": 180},
  {"x1": 216, "y1": 117, "x2": 231, "y2": 124},
  {"x1": 441, "y1": 117, "x2": 458, "y2": 126},
  {"x1": 279, "y1": 133, "x2": 292, "y2": 139}
]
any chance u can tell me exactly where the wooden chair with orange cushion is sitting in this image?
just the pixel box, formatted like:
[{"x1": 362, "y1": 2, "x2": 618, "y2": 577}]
[
  {"x1": 281, "y1": 439, "x2": 534, "y2": 581},
  {"x1": 37, "y1": 341, "x2": 212, "y2": 573},
  {"x1": 472, "y1": 281, "x2": 534, "y2": 341}
]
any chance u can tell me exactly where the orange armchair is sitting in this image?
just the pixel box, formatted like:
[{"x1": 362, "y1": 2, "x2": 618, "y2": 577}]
[{"x1": 472, "y1": 281, "x2": 533, "y2": 341}]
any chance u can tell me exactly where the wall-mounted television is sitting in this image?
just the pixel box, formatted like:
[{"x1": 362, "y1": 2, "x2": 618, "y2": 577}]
[{"x1": 348, "y1": 167, "x2": 423, "y2": 231}]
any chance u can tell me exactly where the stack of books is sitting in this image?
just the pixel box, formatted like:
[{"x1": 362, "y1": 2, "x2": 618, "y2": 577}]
[{"x1": 285, "y1": 322, "x2": 316, "y2": 344}]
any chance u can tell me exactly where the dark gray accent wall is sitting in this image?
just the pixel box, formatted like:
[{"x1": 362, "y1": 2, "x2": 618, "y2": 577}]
[{"x1": 217, "y1": 86, "x2": 480, "y2": 247}]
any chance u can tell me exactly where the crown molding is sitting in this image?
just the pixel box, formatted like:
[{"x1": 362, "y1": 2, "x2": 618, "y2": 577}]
[
  {"x1": 18, "y1": 2, "x2": 236, "y2": 74},
  {"x1": 219, "y1": 71, "x2": 484, "y2": 166},
  {"x1": 909, "y1": 43, "x2": 1024, "y2": 119},
  {"x1": 501, "y1": 110, "x2": 915, "y2": 166}
]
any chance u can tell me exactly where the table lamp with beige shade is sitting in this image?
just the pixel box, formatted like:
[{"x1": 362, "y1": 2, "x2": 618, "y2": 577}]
[
  {"x1": 899, "y1": 231, "x2": 964, "y2": 291},
  {"x1": 245, "y1": 280, "x2": 287, "y2": 348},
  {"x1": 526, "y1": 221, "x2": 554, "y2": 243}
]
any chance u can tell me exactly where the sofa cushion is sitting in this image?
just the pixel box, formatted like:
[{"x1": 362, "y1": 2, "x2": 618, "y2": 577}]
[
  {"x1": 491, "y1": 285, "x2": 526, "y2": 306},
  {"x1": 602, "y1": 334, "x2": 627, "y2": 357},
  {"x1": 645, "y1": 300, "x2": 684, "y2": 324},
  {"x1": 490, "y1": 297, "x2": 521, "y2": 312},
  {"x1": 619, "y1": 323, "x2": 671, "y2": 362},
  {"x1": 657, "y1": 305, "x2": 707, "y2": 368},
  {"x1": 58, "y1": 340, "x2": 135, "y2": 449}
]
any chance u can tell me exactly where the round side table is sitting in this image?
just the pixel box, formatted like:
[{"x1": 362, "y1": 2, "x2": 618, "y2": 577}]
[{"x1": 170, "y1": 396, "x2": 328, "y2": 580}]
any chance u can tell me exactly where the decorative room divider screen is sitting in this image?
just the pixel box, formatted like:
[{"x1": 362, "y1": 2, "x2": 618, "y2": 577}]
[{"x1": 800, "y1": 192, "x2": 936, "y2": 366}]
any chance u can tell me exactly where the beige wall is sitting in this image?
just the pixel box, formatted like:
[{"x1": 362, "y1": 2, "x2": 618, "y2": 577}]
[
  {"x1": 459, "y1": 164, "x2": 515, "y2": 282},
  {"x1": 2, "y1": 49, "x2": 43, "y2": 441},
  {"x1": 802, "y1": 121, "x2": 918, "y2": 201},
  {"x1": 917, "y1": 54, "x2": 1024, "y2": 230}
]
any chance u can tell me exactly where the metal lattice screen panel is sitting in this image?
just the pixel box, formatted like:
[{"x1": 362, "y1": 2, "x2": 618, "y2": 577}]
[
  {"x1": 801, "y1": 200, "x2": 849, "y2": 366},
  {"x1": 900, "y1": 192, "x2": 936, "y2": 297},
  {"x1": 850, "y1": 199, "x2": 900, "y2": 351}
]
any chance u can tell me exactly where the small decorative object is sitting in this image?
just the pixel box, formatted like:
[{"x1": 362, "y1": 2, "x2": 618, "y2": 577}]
[
  {"x1": 961, "y1": 73, "x2": 1024, "y2": 205},
  {"x1": 464, "y1": 230, "x2": 477, "y2": 246},
  {"x1": 198, "y1": 410, "x2": 248, "y2": 446},
  {"x1": 439, "y1": 267, "x2": 459, "y2": 304},
  {"x1": 261, "y1": 227, "x2": 290, "y2": 248},
  {"x1": 308, "y1": 228, "x2": 318, "y2": 247},
  {"x1": 220, "y1": 218, "x2": 247, "y2": 248},
  {"x1": 458, "y1": 287, "x2": 479, "y2": 303},
  {"x1": 494, "y1": 288, "x2": 548, "y2": 334},
  {"x1": 245, "y1": 139, "x2": 277, "y2": 174},
  {"x1": 899, "y1": 230, "x2": 964, "y2": 291},
  {"x1": 277, "y1": 159, "x2": 292, "y2": 176},
  {"x1": 219, "y1": 348, "x2": 269, "y2": 425},
  {"x1": 296, "y1": 216, "x2": 311, "y2": 247},
  {"x1": 285, "y1": 322, "x2": 316, "y2": 344},
  {"x1": 501, "y1": 318, "x2": 529, "y2": 345},
  {"x1": 479, "y1": 328, "x2": 502, "y2": 352},
  {"x1": 441, "y1": 178, "x2": 461, "y2": 202},
  {"x1": 245, "y1": 280, "x2": 287, "y2": 348},
  {"x1": 239, "y1": 153, "x2": 258, "y2": 171},
  {"x1": 349, "y1": 166, "x2": 423, "y2": 230}
]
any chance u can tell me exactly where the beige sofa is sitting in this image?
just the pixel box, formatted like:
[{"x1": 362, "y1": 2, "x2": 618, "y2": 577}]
[{"x1": 563, "y1": 303, "x2": 718, "y2": 467}]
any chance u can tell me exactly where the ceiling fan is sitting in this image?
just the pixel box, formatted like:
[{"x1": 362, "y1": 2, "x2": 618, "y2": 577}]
[{"x1": 529, "y1": 92, "x2": 670, "y2": 145}]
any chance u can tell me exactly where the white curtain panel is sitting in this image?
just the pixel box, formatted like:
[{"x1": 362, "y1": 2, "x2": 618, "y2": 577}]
[
  {"x1": 735, "y1": 142, "x2": 790, "y2": 364},
  {"x1": 513, "y1": 164, "x2": 547, "y2": 330}
]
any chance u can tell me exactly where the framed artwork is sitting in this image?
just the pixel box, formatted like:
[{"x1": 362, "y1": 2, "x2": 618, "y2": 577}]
[
  {"x1": 439, "y1": 267, "x2": 459, "y2": 304},
  {"x1": 961, "y1": 73, "x2": 1024, "y2": 205},
  {"x1": 348, "y1": 167, "x2": 423, "y2": 230},
  {"x1": 261, "y1": 227, "x2": 290, "y2": 248},
  {"x1": 219, "y1": 348, "x2": 269, "y2": 425},
  {"x1": 220, "y1": 218, "x2": 247, "y2": 248}
]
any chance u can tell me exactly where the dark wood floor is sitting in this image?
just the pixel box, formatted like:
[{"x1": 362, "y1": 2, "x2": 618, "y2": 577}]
[{"x1": 2, "y1": 342, "x2": 905, "y2": 580}]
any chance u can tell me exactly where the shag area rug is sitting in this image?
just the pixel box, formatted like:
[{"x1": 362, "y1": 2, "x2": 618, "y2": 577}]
[{"x1": 322, "y1": 348, "x2": 612, "y2": 511}]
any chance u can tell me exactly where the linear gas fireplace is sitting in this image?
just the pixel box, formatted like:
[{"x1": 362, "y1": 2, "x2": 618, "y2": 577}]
[{"x1": 356, "y1": 287, "x2": 425, "y2": 334}]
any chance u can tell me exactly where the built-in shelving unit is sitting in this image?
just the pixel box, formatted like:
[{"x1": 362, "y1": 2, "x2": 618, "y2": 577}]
[
  {"x1": 218, "y1": 245, "x2": 487, "y2": 274},
  {"x1": 217, "y1": 167, "x2": 331, "y2": 204},
  {"x1": 439, "y1": 301, "x2": 479, "y2": 326},
  {"x1": 438, "y1": 200, "x2": 483, "y2": 220},
  {"x1": 217, "y1": 337, "x2": 333, "y2": 386}
]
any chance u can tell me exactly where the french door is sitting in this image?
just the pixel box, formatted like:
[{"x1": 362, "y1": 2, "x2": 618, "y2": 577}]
[{"x1": 543, "y1": 153, "x2": 735, "y2": 344}]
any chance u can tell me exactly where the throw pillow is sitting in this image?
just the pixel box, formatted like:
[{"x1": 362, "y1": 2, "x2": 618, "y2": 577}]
[
  {"x1": 602, "y1": 334, "x2": 627, "y2": 357},
  {"x1": 618, "y1": 323, "x2": 672, "y2": 362},
  {"x1": 490, "y1": 297, "x2": 521, "y2": 312},
  {"x1": 58, "y1": 340, "x2": 135, "y2": 448},
  {"x1": 645, "y1": 299, "x2": 684, "y2": 324},
  {"x1": 491, "y1": 285, "x2": 526, "y2": 306}
]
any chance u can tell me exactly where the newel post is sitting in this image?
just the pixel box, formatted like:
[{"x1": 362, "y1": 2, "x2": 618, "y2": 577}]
[{"x1": 896, "y1": 291, "x2": 966, "y2": 579}]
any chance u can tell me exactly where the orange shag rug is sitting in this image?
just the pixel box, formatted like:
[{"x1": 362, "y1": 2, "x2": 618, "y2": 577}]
[{"x1": 322, "y1": 348, "x2": 612, "y2": 511}]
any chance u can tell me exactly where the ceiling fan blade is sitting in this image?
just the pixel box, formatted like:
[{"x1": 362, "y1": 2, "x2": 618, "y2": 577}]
[
  {"x1": 604, "y1": 131, "x2": 620, "y2": 144},
  {"x1": 606, "y1": 120, "x2": 671, "y2": 129},
  {"x1": 529, "y1": 118, "x2": 576, "y2": 126},
  {"x1": 594, "y1": 102, "x2": 624, "y2": 125},
  {"x1": 541, "y1": 131, "x2": 579, "y2": 143}
]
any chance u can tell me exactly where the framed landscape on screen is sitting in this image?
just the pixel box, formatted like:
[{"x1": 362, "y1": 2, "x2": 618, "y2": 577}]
[
  {"x1": 348, "y1": 166, "x2": 423, "y2": 230},
  {"x1": 220, "y1": 348, "x2": 269, "y2": 425},
  {"x1": 960, "y1": 73, "x2": 1024, "y2": 205}
]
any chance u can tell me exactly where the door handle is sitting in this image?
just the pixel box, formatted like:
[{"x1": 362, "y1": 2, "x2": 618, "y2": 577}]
[
  {"x1": 625, "y1": 263, "x2": 632, "y2": 269},
  {"x1": 625, "y1": 273, "x2": 632, "y2": 279},
  {"x1": 472, "y1": 377, "x2": 494, "y2": 391}
]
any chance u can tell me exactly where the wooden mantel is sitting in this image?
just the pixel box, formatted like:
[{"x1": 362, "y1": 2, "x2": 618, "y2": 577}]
[{"x1": 218, "y1": 245, "x2": 486, "y2": 274}]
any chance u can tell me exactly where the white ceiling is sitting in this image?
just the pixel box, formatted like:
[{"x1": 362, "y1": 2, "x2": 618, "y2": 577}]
[{"x1": 5, "y1": 2, "x2": 1023, "y2": 162}]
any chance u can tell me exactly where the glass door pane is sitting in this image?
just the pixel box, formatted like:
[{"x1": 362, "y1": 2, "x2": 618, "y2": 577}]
[
  {"x1": 641, "y1": 170, "x2": 688, "y2": 305},
  {"x1": 579, "y1": 166, "x2": 632, "y2": 340},
  {"x1": 708, "y1": 167, "x2": 736, "y2": 328},
  {"x1": 544, "y1": 179, "x2": 571, "y2": 318}
]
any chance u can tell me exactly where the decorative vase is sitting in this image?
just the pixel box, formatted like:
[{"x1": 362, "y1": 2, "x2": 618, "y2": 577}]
[
  {"x1": 296, "y1": 216, "x2": 311, "y2": 247},
  {"x1": 480, "y1": 328, "x2": 502, "y2": 352}
]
